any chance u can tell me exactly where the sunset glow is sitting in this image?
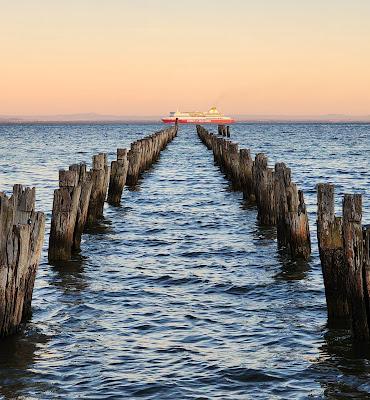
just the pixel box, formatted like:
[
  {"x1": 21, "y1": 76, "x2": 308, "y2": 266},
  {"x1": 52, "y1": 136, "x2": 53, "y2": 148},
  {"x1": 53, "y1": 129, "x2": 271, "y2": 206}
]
[{"x1": 1, "y1": 0, "x2": 370, "y2": 117}]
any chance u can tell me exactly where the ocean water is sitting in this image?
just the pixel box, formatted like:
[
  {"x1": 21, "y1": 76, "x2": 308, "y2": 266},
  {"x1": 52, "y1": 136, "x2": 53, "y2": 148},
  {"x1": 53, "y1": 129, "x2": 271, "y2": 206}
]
[{"x1": 0, "y1": 123, "x2": 369, "y2": 399}]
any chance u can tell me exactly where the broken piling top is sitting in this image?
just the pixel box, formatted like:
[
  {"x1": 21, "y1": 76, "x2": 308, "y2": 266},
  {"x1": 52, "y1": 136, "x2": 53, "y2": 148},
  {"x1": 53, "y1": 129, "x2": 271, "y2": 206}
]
[
  {"x1": 59, "y1": 169, "x2": 79, "y2": 187},
  {"x1": 317, "y1": 183, "x2": 343, "y2": 250},
  {"x1": 11, "y1": 184, "x2": 35, "y2": 212},
  {"x1": 92, "y1": 153, "x2": 106, "y2": 170},
  {"x1": 69, "y1": 163, "x2": 88, "y2": 184},
  {"x1": 254, "y1": 153, "x2": 268, "y2": 170},
  {"x1": 117, "y1": 148, "x2": 128, "y2": 161}
]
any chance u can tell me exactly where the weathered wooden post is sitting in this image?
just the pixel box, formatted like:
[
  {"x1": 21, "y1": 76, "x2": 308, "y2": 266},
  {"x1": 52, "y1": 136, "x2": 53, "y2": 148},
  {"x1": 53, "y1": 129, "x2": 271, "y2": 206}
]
[
  {"x1": 107, "y1": 148, "x2": 129, "y2": 205},
  {"x1": 48, "y1": 170, "x2": 81, "y2": 261},
  {"x1": 97, "y1": 153, "x2": 110, "y2": 216},
  {"x1": 126, "y1": 143, "x2": 141, "y2": 186},
  {"x1": 342, "y1": 194, "x2": 369, "y2": 341},
  {"x1": 364, "y1": 224, "x2": 370, "y2": 309},
  {"x1": 253, "y1": 154, "x2": 276, "y2": 225},
  {"x1": 239, "y1": 149, "x2": 254, "y2": 201},
  {"x1": 226, "y1": 142, "x2": 240, "y2": 187},
  {"x1": 274, "y1": 163, "x2": 311, "y2": 259},
  {"x1": 0, "y1": 185, "x2": 45, "y2": 336},
  {"x1": 87, "y1": 153, "x2": 106, "y2": 224},
  {"x1": 232, "y1": 144, "x2": 242, "y2": 189},
  {"x1": 226, "y1": 126, "x2": 230, "y2": 137},
  {"x1": 286, "y1": 185, "x2": 311, "y2": 258},
  {"x1": 274, "y1": 163, "x2": 291, "y2": 247},
  {"x1": 317, "y1": 184, "x2": 348, "y2": 326},
  {"x1": 217, "y1": 125, "x2": 225, "y2": 136},
  {"x1": 218, "y1": 137, "x2": 225, "y2": 167},
  {"x1": 69, "y1": 163, "x2": 92, "y2": 251}
]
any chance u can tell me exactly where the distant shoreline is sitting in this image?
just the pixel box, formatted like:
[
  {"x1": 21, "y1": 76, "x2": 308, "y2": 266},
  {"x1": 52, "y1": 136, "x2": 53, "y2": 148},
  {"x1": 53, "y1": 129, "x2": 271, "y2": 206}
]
[
  {"x1": 1, "y1": 113, "x2": 370, "y2": 125},
  {"x1": 1, "y1": 119, "x2": 370, "y2": 125}
]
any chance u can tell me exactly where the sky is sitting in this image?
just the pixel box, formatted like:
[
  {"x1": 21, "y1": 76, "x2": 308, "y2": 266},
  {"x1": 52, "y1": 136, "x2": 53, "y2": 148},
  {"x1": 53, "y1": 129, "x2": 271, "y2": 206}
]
[{"x1": 1, "y1": 0, "x2": 370, "y2": 117}]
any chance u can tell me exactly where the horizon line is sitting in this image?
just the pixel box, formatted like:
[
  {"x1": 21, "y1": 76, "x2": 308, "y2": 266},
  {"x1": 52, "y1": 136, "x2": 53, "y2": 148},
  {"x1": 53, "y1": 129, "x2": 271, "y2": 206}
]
[{"x1": 1, "y1": 112, "x2": 370, "y2": 124}]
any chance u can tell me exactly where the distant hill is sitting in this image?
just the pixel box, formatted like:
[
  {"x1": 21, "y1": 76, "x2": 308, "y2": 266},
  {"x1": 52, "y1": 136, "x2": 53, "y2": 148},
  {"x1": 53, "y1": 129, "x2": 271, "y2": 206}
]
[{"x1": 0, "y1": 113, "x2": 161, "y2": 123}]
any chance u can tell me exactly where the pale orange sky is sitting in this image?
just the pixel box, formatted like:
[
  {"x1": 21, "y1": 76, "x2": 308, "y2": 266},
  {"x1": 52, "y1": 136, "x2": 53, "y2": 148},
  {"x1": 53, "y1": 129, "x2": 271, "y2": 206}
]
[{"x1": 1, "y1": 0, "x2": 370, "y2": 116}]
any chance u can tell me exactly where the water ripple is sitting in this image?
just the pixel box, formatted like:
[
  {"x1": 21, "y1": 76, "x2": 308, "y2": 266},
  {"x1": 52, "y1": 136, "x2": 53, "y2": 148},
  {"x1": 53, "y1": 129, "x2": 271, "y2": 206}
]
[{"x1": 0, "y1": 123, "x2": 369, "y2": 399}]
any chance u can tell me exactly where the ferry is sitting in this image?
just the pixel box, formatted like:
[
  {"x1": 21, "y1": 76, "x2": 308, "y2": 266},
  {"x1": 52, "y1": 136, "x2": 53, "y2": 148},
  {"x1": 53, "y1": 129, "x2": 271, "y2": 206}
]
[{"x1": 162, "y1": 107, "x2": 235, "y2": 124}]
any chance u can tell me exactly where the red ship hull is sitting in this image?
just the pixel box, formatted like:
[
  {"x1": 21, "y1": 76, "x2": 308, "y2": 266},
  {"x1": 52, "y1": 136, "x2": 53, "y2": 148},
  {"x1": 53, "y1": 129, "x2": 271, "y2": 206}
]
[{"x1": 162, "y1": 118, "x2": 235, "y2": 124}]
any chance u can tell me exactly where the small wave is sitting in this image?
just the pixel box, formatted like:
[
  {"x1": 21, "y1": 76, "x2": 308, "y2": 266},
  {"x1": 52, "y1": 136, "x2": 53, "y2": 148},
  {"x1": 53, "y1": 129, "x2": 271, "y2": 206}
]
[
  {"x1": 151, "y1": 274, "x2": 206, "y2": 286},
  {"x1": 223, "y1": 366, "x2": 283, "y2": 383}
]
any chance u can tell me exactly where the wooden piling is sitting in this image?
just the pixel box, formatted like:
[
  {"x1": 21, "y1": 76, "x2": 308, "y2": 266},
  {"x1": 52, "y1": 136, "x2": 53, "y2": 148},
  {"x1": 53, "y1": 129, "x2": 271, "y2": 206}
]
[
  {"x1": 317, "y1": 185, "x2": 370, "y2": 341},
  {"x1": 86, "y1": 153, "x2": 107, "y2": 224},
  {"x1": 275, "y1": 163, "x2": 311, "y2": 259},
  {"x1": 317, "y1": 183, "x2": 349, "y2": 326},
  {"x1": 69, "y1": 163, "x2": 92, "y2": 251},
  {"x1": 107, "y1": 148, "x2": 129, "y2": 205},
  {"x1": 274, "y1": 163, "x2": 291, "y2": 247},
  {"x1": 239, "y1": 149, "x2": 254, "y2": 201},
  {"x1": 253, "y1": 154, "x2": 276, "y2": 225},
  {"x1": 363, "y1": 224, "x2": 370, "y2": 318},
  {"x1": 0, "y1": 185, "x2": 45, "y2": 336},
  {"x1": 342, "y1": 194, "x2": 369, "y2": 341},
  {"x1": 226, "y1": 142, "x2": 241, "y2": 188},
  {"x1": 101, "y1": 153, "x2": 111, "y2": 214},
  {"x1": 48, "y1": 170, "x2": 81, "y2": 261},
  {"x1": 287, "y1": 188, "x2": 311, "y2": 258},
  {"x1": 126, "y1": 144, "x2": 141, "y2": 186}
]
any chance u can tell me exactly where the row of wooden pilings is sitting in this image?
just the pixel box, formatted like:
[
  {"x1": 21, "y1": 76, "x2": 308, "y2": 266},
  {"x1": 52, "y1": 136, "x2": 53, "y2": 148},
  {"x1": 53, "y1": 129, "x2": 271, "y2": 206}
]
[
  {"x1": 197, "y1": 125, "x2": 311, "y2": 260},
  {"x1": 0, "y1": 126, "x2": 177, "y2": 337},
  {"x1": 197, "y1": 124, "x2": 370, "y2": 343},
  {"x1": 48, "y1": 126, "x2": 178, "y2": 262}
]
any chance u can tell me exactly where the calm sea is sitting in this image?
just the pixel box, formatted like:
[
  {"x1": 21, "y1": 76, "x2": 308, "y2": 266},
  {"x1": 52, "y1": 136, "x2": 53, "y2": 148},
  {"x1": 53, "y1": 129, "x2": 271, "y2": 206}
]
[{"x1": 0, "y1": 123, "x2": 369, "y2": 399}]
